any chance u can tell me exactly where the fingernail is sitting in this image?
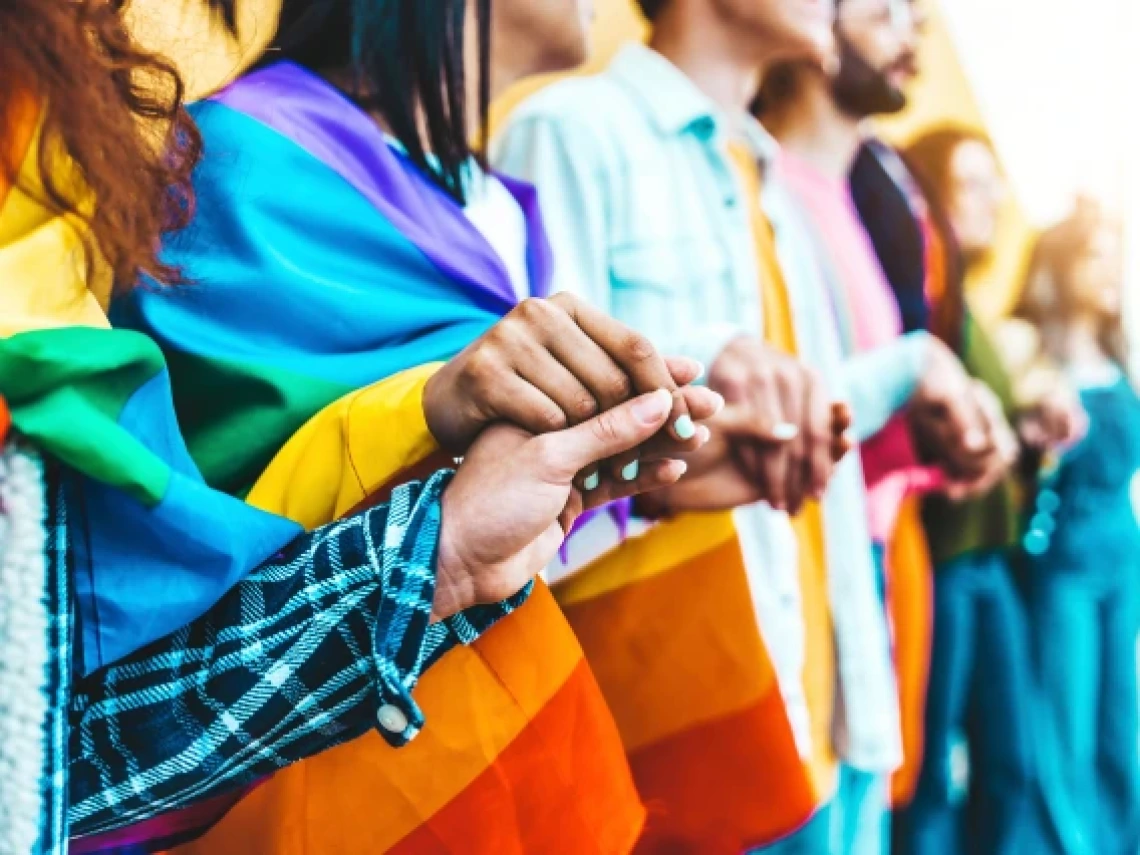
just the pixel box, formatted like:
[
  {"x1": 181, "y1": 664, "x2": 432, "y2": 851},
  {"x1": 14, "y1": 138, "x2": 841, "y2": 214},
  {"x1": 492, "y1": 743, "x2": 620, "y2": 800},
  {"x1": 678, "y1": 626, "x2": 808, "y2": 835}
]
[
  {"x1": 692, "y1": 361, "x2": 706, "y2": 381},
  {"x1": 621, "y1": 460, "x2": 640, "y2": 482},
  {"x1": 771, "y1": 422, "x2": 800, "y2": 441},
  {"x1": 674, "y1": 414, "x2": 696, "y2": 439},
  {"x1": 583, "y1": 472, "x2": 600, "y2": 491},
  {"x1": 632, "y1": 389, "x2": 673, "y2": 425}
]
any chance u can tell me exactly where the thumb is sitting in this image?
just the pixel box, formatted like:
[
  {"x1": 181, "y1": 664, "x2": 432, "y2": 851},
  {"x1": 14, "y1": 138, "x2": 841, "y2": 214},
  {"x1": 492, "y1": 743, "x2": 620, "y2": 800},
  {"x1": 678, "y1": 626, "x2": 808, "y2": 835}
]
[{"x1": 535, "y1": 389, "x2": 673, "y2": 481}]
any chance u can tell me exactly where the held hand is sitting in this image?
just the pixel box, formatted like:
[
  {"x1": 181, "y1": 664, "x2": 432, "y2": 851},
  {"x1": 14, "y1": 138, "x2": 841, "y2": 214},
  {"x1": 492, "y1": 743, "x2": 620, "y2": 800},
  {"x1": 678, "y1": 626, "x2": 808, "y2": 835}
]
[
  {"x1": 706, "y1": 336, "x2": 842, "y2": 513},
  {"x1": 1017, "y1": 386, "x2": 1088, "y2": 452},
  {"x1": 431, "y1": 389, "x2": 694, "y2": 620},
  {"x1": 939, "y1": 381, "x2": 1019, "y2": 502},
  {"x1": 636, "y1": 402, "x2": 852, "y2": 516},
  {"x1": 423, "y1": 293, "x2": 720, "y2": 486},
  {"x1": 908, "y1": 338, "x2": 993, "y2": 473}
]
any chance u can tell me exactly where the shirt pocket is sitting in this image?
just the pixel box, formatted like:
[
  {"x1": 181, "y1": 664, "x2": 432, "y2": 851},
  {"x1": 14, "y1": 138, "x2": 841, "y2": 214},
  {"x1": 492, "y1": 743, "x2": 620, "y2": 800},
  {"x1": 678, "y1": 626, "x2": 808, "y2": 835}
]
[{"x1": 609, "y1": 238, "x2": 733, "y2": 326}]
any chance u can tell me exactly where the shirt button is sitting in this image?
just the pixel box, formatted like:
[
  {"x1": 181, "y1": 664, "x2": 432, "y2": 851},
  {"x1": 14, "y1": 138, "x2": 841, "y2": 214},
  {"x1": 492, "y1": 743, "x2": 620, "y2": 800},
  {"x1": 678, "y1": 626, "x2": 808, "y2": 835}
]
[{"x1": 377, "y1": 704, "x2": 409, "y2": 734}]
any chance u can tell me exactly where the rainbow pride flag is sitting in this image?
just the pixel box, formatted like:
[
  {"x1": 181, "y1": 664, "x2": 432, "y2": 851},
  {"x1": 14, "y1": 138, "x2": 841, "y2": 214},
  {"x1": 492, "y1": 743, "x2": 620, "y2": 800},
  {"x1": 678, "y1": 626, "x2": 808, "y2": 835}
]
[
  {"x1": 0, "y1": 92, "x2": 301, "y2": 677},
  {"x1": 554, "y1": 510, "x2": 830, "y2": 853},
  {"x1": 114, "y1": 61, "x2": 642, "y2": 854}
]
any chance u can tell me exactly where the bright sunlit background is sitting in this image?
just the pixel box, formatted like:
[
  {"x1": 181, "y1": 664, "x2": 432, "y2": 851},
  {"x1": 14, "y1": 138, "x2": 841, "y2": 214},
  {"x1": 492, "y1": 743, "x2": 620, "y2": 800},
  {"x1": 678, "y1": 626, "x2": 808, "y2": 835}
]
[{"x1": 138, "y1": 0, "x2": 1137, "y2": 361}]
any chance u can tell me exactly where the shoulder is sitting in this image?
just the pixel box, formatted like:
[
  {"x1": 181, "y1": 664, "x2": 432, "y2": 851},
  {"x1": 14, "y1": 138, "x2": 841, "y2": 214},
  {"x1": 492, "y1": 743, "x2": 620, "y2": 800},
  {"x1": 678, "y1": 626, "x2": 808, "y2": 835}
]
[{"x1": 499, "y1": 71, "x2": 648, "y2": 153}]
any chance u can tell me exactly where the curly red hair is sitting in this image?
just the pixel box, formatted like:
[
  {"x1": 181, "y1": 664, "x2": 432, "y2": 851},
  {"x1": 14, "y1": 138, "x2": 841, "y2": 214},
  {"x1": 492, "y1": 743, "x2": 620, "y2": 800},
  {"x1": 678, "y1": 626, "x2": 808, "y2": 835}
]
[{"x1": 0, "y1": 0, "x2": 202, "y2": 290}]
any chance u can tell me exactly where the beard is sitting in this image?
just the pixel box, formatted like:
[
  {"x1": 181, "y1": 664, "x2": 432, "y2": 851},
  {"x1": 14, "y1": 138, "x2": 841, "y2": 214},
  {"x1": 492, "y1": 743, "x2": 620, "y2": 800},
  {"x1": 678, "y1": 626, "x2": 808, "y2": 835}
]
[{"x1": 829, "y1": 33, "x2": 910, "y2": 118}]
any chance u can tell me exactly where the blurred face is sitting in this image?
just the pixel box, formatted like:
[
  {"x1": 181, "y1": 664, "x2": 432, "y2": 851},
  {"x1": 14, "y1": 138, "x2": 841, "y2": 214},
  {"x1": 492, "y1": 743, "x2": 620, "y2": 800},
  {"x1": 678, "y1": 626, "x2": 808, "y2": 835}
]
[
  {"x1": 1070, "y1": 226, "x2": 1123, "y2": 319},
  {"x1": 947, "y1": 139, "x2": 1006, "y2": 260},
  {"x1": 493, "y1": 0, "x2": 594, "y2": 74},
  {"x1": 715, "y1": 0, "x2": 836, "y2": 66},
  {"x1": 830, "y1": 0, "x2": 922, "y2": 117}
]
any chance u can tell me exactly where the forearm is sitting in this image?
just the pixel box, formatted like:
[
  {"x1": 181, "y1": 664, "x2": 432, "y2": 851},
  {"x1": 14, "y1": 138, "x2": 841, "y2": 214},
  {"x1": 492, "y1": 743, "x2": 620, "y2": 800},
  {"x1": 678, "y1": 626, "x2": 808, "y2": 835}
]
[
  {"x1": 841, "y1": 331, "x2": 931, "y2": 441},
  {"x1": 68, "y1": 472, "x2": 530, "y2": 838}
]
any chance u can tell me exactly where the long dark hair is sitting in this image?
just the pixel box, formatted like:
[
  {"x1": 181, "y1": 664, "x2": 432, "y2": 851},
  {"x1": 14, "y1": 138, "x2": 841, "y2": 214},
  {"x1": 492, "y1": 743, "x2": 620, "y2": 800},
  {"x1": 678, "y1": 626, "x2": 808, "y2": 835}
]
[
  {"x1": 208, "y1": 0, "x2": 491, "y2": 204},
  {"x1": 1, "y1": 0, "x2": 201, "y2": 290},
  {"x1": 902, "y1": 125, "x2": 1000, "y2": 355},
  {"x1": 1015, "y1": 203, "x2": 1130, "y2": 374}
]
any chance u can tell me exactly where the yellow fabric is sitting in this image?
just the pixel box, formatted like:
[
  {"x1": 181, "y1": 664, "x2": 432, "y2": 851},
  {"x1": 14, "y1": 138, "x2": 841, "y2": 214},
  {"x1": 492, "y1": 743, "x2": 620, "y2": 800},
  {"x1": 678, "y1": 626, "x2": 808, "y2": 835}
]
[
  {"x1": 246, "y1": 364, "x2": 443, "y2": 528},
  {"x1": 555, "y1": 511, "x2": 738, "y2": 607},
  {"x1": 0, "y1": 104, "x2": 109, "y2": 335},
  {"x1": 729, "y1": 143, "x2": 838, "y2": 793}
]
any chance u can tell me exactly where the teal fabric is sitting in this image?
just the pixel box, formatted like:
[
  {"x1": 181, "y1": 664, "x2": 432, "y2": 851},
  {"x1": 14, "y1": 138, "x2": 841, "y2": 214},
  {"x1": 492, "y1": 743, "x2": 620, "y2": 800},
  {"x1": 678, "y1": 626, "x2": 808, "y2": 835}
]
[
  {"x1": 896, "y1": 550, "x2": 1034, "y2": 855},
  {"x1": 1022, "y1": 377, "x2": 1140, "y2": 855},
  {"x1": 921, "y1": 314, "x2": 1022, "y2": 565},
  {"x1": 831, "y1": 765, "x2": 890, "y2": 855},
  {"x1": 493, "y1": 42, "x2": 770, "y2": 372},
  {"x1": 749, "y1": 803, "x2": 834, "y2": 855}
]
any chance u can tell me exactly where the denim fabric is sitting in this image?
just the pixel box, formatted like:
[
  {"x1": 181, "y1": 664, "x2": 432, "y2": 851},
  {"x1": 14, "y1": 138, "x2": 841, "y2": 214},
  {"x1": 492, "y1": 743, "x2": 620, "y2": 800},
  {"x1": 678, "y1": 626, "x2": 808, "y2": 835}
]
[
  {"x1": 832, "y1": 764, "x2": 890, "y2": 855},
  {"x1": 894, "y1": 550, "x2": 1034, "y2": 855}
]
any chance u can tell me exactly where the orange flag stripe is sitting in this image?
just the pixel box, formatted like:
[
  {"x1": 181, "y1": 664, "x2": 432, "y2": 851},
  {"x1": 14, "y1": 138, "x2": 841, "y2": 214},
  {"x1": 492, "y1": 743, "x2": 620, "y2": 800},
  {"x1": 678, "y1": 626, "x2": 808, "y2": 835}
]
[
  {"x1": 175, "y1": 583, "x2": 641, "y2": 855},
  {"x1": 560, "y1": 529, "x2": 775, "y2": 752},
  {"x1": 390, "y1": 659, "x2": 646, "y2": 855},
  {"x1": 631, "y1": 691, "x2": 819, "y2": 855},
  {"x1": 887, "y1": 495, "x2": 935, "y2": 808}
]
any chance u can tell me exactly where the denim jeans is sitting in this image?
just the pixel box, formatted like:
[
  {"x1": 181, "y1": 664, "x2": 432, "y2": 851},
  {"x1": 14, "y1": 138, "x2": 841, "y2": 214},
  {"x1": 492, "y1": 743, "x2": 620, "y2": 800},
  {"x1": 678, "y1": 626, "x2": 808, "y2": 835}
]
[
  {"x1": 1026, "y1": 561, "x2": 1140, "y2": 855},
  {"x1": 831, "y1": 764, "x2": 890, "y2": 855},
  {"x1": 894, "y1": 550, "x2": 1034, "y2": 855}
]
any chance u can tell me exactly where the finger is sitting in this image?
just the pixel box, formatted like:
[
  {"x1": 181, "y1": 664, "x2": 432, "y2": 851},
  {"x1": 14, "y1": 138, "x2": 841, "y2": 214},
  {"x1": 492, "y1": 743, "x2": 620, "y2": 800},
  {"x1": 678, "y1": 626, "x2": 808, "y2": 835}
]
[
  {"x1": 581, "y1": 459, "x2": 689, "y2": 512},
  {"x1": 634, "y1": 387, "x2": 724, "y2": 459},
  {"x1": 514, "y1": 347, "x2": 601, "y2": 426},
  {"x1": 551, "y1": 293, "x2": 693, "y2": 442},
  {"x1": 528, "y1": 308, "x2": 644, "y2": 482},
  {"x1": 733, "y1": 441, "x2": 776, "y2": 505},
  {"x1": 639, "y1": 424, "x2": 712, "y2": 461},
  {"x1": 665, "y1": 355, "x2": 705, "y2": 388},
  {"x1": 716, "y1": 401, "x2": 800, "y2": 444},
  {"x1": 802, "y1": 378, "x2": 834, "y2": 503},
  {"x1": 772, "y1": 368, "x2": 802, "y2": 513},
  {"x1": 514, "y1": 345, "x2": 641, "y2": 487},
  {"x1": 534, "y1": 389, "x2": 674, "y2": 482}
]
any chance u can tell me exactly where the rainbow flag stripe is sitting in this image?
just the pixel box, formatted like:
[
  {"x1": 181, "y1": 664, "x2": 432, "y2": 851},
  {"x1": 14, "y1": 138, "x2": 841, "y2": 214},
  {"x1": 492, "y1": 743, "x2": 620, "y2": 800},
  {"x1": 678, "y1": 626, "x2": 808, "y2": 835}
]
[
  {"x1": 120, "y1": 60, "x2": 643, "y2": 853},
  {"x1": 555, "y1": 512, "x2": 832, "y2": 853}
]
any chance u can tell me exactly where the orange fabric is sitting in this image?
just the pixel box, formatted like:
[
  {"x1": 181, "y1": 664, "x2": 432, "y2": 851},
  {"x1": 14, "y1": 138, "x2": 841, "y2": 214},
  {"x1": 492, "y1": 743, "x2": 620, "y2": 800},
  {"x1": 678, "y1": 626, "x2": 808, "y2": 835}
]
[
  {"x1": 175, "y1": 583, "x2": 644, "y2": 855},
  {"x1": 556, "y1": 514, "x2": 828, "y2": 849},
  {"x1": 561, "y1": 521, "x2": 776, "y2": 752},
  {"x1": 886, "y1": 495, "x2": 935, "y2": 807},
  {"x1": 0, "y1": 90, "x2": 38, "y2": 213},
  {"x1": 631, "y1": 692, "x2": 816, "y2": 855},
  {"x1": 730, "y1": 142, "x2": 839, "y2": 793},
  {"x1": 390, "y1": 660, "x2": 645, "y2": 855}
]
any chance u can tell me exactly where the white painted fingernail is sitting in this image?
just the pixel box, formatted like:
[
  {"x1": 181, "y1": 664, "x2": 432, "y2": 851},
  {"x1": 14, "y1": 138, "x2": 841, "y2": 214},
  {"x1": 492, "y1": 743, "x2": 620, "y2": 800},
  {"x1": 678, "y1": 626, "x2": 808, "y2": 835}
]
[{"x1": 771, "y1": 422, "x2": 800, "y2": 442}]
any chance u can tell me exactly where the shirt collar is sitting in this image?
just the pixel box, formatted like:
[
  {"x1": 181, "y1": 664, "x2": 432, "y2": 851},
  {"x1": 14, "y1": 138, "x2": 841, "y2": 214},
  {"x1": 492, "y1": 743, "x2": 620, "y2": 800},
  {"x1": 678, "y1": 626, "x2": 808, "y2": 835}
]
[{"x1": 607, "y1": 42, "x2": 779, "y2": 167}]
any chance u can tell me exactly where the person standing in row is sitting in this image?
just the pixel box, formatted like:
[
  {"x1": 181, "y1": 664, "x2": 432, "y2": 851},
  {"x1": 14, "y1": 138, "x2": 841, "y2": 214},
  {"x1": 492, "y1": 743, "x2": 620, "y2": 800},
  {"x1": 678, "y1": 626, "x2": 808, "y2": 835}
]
[{"x1": 496, "y1": 0, "x2": 1006, "y2": 851}]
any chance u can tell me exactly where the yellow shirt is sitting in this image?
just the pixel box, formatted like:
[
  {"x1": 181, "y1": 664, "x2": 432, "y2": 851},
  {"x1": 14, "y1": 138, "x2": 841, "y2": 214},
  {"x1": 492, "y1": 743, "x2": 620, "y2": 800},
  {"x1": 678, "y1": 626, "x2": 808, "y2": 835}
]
[{"x1": 729, "y1": 144, "x2": 838, "y2": 793}]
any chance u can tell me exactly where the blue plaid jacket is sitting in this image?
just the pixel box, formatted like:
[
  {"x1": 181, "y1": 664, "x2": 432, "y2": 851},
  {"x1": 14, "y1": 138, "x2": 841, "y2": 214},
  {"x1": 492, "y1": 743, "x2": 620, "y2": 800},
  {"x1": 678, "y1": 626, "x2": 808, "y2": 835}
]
[{"x1": 66, "y1": 470, "x2": 530, "y2": 840}]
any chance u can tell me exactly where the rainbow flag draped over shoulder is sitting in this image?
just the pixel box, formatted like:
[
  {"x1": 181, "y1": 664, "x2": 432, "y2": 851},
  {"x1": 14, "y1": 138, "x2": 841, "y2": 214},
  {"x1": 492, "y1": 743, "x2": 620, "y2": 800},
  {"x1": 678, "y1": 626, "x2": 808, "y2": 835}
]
[
  {"x1": 116, "y1": 61, "x2": 643, "y2": 854},
  {"x1": 0, "y1": 91, "x2": 301, "y2": 677}
]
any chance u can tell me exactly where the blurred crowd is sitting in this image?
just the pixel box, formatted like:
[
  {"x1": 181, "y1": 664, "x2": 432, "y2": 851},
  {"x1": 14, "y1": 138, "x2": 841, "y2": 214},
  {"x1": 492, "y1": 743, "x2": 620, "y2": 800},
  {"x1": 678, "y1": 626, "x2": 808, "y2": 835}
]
[{"x1": 0, "y1": 1, "x2": 1136, "y2": 855}]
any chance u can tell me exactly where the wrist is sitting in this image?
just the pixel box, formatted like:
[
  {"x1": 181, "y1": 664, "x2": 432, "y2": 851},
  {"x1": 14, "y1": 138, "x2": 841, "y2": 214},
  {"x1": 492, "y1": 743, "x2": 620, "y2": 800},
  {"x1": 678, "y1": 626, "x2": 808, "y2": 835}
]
[{"x1": 431, "y1": 492, "x2": 477, "y2": 621}]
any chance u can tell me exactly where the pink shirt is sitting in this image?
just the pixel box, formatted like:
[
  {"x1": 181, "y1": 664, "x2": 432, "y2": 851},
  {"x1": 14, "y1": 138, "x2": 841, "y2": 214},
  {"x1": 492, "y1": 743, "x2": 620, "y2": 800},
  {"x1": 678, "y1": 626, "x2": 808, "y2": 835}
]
[{"x1": 778, "y1": 151, "x2": 938, "y2": 543}]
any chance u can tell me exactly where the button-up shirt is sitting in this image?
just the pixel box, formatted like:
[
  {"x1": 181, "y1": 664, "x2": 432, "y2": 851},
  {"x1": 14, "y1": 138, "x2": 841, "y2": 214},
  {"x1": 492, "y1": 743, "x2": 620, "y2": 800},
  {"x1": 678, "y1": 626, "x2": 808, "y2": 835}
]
[
  {"x1": 495, "y1": 42, "x2": 901, "y2": 775},
  {"x1": 493, "y1": 43, "x2": 768, "y2": 372}
]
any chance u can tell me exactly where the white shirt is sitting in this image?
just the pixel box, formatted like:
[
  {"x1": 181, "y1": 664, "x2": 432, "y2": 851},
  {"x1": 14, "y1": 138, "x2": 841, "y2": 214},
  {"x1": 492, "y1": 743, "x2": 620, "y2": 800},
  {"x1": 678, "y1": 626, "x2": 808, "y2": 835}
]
[{"x1": 463, "y1": 169, "x2": 531, "y2": 304}]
